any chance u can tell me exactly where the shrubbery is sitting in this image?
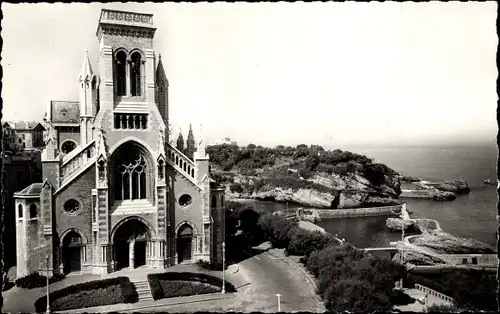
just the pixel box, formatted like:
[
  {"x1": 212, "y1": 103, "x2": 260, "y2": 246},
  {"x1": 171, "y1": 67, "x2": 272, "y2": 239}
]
[
  {"x1": 207, "y1": 144, "x2": 396, "y2": 187},
  {"x1": 147, "y1": 272, "x2": 236, "y2": 300},
  {"x1": 404, "y1": 270, "x2": 496, "y2": 311},
  {"x1": 15, "y1": 272, "x2": 66, "y2": 289},
  {"x1": 426, "y1": 304, "x2": 460, "y2": 313},
  {"x1": 34, "y1": 276, "x2": 136, "y2": 312}
]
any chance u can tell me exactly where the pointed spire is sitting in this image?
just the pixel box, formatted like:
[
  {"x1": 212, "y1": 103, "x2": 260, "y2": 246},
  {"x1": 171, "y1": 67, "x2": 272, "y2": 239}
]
[
  {"x1": 156, "y1": 53, "x2": 168, "y2": 87},
  {"x1": 79, "y1": 48, "x2": 94, "y2": 82}
]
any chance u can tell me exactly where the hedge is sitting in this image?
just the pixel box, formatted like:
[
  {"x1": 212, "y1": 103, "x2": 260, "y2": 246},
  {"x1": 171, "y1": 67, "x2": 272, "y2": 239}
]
[
  {"x1": 15, "y1": 272, "x2": 66, "y2": 289},
  {"x1": 34, "y1": 276, "x2": 136, "y2": 312},
  {"x1": 147, "y1": 272, "x2": 236, "y2": 300}
]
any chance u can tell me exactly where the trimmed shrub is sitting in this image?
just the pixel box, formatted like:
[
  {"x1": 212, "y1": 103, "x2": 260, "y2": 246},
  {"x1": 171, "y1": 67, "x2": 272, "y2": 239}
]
[
  {"x1": 426, "y1": 303, "x2": 460, "y2": 313},
  {"x1": 323, "y1": 279, "x2": 392, "y2": 312},
  {"x1": 148, "y1": 272, "x2": 237, "y2": 300},
  {"x1": 390, "y1": 289, "x2": 415, "y2": 306},
  {"x1": 15, "y1": 272, "x2": 66, "y2": 289},
  {"x1": 34, "y1": 276, "x2": 136, "y2": 312}
]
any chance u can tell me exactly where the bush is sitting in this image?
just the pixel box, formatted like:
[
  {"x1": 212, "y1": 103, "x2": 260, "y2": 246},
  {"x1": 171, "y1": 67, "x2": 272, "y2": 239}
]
[
  {"x1": 34, "y1": 276, "x2": 135, "y2": 312},
  {"x1": 390, "y1": 289, "x2": 415, "y2": 306},
  {"x1": 15, "y1": 272, "x2": 66, "y2": 289},
  {"x1": 229, "y1": 183, "x2": 244, "y2": 193},
  {"x1": 322, "y1": 279, "x2": 392, "y2": 312},
  {"x1": 147, "y1": 272, "x2": 237, "y2": 300},
  {"x1": 426, "y1": 303, "x2": 460, "y2": 312},
  {"x1": 196, "y1": 259, "x2": 226, "y2": 271},
  {"x1": 286, "y1": 228, "x2": 337, "y2": 258}
]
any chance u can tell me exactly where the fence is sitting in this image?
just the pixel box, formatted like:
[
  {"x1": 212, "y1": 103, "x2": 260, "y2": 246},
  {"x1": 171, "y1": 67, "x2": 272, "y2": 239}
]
[{"x1": 415, "y1": 284, "x2": 455, "y2": 304}]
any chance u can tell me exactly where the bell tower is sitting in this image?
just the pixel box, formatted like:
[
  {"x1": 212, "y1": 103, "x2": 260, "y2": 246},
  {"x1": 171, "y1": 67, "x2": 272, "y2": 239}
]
[{"x1": 95, "y1": 9, "x2": 157, "y2": 119}]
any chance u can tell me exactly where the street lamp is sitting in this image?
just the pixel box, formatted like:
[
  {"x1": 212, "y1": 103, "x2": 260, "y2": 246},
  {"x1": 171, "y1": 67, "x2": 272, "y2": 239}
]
[
  {"x1": 276, "y1": 293, "x2": 282, "y2": 312},
  {"x1": 222, "y1": 242, "x2": 226, "y2": 294},
  {"x1": 46, "y1": 255, "x2": 51, "y2": 314}
]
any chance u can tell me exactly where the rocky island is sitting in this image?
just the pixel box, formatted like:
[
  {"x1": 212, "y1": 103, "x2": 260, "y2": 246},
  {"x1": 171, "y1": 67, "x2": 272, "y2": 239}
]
[
  {"x1": 207, "y1": 144, "x2": 403, "y2": 209},
  {"x1": 399, "y1": 176, "x2": 470, "y2": 201}
]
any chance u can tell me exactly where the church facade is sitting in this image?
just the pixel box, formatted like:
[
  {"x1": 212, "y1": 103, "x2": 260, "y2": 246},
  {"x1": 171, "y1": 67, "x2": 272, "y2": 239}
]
[{"x1": 14, "y1": 9, "x2": 225, "y2": 277}]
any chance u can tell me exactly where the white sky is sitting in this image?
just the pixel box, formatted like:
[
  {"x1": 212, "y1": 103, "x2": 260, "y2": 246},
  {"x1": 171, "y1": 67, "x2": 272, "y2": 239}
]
[{"x1": 1, "y1": 2, "x2": 497, "y2": 149}]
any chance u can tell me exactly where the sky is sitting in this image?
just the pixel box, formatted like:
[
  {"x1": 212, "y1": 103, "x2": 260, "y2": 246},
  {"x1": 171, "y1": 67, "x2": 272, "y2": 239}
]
[{"x1": 1, "y1": 2, "x2": 498, "y2": 149}]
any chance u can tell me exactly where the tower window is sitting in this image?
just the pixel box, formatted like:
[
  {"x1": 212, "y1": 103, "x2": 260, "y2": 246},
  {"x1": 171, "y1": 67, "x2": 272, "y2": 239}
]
[
  {"x1": 113, "y1": 114, "x2": 148, "y2": 130},
  {"x1": 130, "y1": 52, "x2": 142, "y2": 96},
  {"x1": 18, "y1": 204, "x2": 23, "y2": 219},
  {"x1": 115, "y1": 51, "x2": 127, "y2": 96}
]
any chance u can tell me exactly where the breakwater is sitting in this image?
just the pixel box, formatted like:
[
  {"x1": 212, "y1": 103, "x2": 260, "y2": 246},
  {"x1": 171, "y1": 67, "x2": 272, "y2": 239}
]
[{"x1": 298, "y1": 205, "x2": 403, "y2": 221}]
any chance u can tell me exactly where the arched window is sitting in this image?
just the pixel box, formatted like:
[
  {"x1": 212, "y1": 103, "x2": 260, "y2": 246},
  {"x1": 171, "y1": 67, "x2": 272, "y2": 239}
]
[
  {"x1": 115, "y1": 51, "x2": 127, "y2": 96},
  {"x1": 130, "y1": 52, "x2": 142, "y2": 96},
  {"x1": 18, "y1": 204, "x2": 23, "y2": 219},
  {"x1": 114, "y1": 150, "x2": 148, "y2": 201},
  {"x1": 30, "y1": 204, "x2": 37, "y2": 218},
  {"x1": 211, "y1": 195, "x2": 217, "y2": 208}
]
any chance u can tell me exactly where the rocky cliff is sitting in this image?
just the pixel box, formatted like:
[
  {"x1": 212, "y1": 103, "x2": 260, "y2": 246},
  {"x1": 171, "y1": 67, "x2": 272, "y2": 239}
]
[
  {"x1": 222, "y1": 171, "x2": 402, "y2": 209},
  {"x1": 206, "y1": 144, "x2": 405, "y2": 209},
  {"x1": 400, "y1": 177, "x2": 470, "y2": 201}
]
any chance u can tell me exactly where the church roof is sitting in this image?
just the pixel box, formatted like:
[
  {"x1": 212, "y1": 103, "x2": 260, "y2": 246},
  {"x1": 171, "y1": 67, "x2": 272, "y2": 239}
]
[
  {"x1": 49, "y1": 101, "x2": 80, "y2": 124},
  {"x1": 14, "y1": 183, "x2": 43, "y2": 197},
  {"x1": 156, "y1": 55, "x2": 169, "y2": 87}
]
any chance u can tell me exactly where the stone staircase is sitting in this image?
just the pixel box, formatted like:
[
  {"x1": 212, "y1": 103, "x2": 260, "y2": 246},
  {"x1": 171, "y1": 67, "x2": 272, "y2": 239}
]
[{"x1": 129, "y1": 276, "x2": 153, "y2": 302}]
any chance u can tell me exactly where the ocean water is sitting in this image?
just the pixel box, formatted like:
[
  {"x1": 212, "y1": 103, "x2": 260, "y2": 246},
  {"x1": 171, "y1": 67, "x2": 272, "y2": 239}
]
[
  {"x1": 318, "y1": 144, "x2": 498, "y2": 248},
  {"x1": 244, "y1": 144, "x2": 498, "y2": 249}
]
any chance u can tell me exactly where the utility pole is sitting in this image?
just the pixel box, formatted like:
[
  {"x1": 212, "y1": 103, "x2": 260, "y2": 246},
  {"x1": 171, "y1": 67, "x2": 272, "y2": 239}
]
[
  {"x1": 46, "y1": 255, "x2": 51, "y2": 314},
  {"x1": 276, "y1": 293, "x2": 282, "y2": 312},
  {"x1": 222, "y1": 242, "x2": 226, "y2": 294}
]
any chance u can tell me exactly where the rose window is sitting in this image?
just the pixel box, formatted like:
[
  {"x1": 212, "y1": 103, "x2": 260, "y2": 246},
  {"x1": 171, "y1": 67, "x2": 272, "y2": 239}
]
[{"x1": 64, "y1": 199, "x2": 80, "y2": 215}]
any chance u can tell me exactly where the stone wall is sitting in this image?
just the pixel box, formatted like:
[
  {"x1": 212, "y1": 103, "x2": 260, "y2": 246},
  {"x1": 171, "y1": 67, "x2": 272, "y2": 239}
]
[
  {"x1": 55, "y1": 165, "x2": 95, "y2": 247},
  {"x1": 313, "y1": 205, "x2": 402, "y2": 219}
]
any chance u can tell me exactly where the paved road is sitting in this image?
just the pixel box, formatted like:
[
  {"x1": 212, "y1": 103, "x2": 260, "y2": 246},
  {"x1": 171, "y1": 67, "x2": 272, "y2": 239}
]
[{"x1": 234, "y1": 248, "x2": 325, "y2": 313}]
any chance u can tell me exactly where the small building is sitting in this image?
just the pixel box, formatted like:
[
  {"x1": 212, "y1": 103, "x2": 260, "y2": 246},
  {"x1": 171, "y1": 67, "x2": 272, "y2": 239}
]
[
  {"x1": 6, "y1": 121, "x2": 46, "y2": 150},
  {"x1": 2, "y1": 121, "x2": 17, "y2": 152},
  {"x1": 207, "y1": 137, "x2": 237, "y2": 147}
]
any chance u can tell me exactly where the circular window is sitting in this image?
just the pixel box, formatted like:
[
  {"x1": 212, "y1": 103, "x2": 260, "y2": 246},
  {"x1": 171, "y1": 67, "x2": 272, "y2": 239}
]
[
  {"x1": 61, "y1": 141, "x2": 76, "y2": 154},
  {"x1": 179, "y1": 194, "x2": 193, "y2": 207},
  {"x1": 63, "y1": 199, "x2": 80, "y2": 215}
]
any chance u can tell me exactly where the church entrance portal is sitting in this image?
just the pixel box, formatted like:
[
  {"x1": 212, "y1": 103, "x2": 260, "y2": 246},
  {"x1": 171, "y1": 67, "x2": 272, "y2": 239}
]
[
  {"x1": 177, "y1": 224, "x2": 193, "y2": 263},
  {"x1": 113, "y1": 219, "x2": 150, "y2": 270},
  {"x1": 62, "y1": 231, "x2": 83, "y2": 274}
]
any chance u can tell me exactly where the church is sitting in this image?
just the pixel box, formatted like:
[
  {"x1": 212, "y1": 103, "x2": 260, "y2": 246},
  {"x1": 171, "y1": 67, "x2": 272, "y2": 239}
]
[{"x1": 14, "y1": 8, "x2": 226, "y2": 277}]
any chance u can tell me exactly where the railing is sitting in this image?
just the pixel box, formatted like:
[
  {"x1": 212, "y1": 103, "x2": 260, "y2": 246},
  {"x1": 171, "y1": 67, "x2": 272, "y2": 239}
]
[
  {"x1": 415, "y1": 284, "x2": 455, "y2": 304},
  {"x1": 165, "y1": 143, "x2": 197, "y2": 182},
  {"x1": 60, "y1": 141, "x2": 96, "y2": 183}
]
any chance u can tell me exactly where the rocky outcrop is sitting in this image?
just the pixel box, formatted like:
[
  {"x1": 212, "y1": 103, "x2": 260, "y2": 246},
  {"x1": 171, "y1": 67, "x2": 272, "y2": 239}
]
[
  {"x1": 423, "y1": 180, "x2": 470, "y2": 194},
  {"x1": 409, "y1": 231, "x2": 495, "y2": 254},
  {"x1": 386, "y1": 218, "x2": 441, "y2": 233},
  {"x1": 386, "y1": 218, "x2": 418, "y2": 232},
  {"x1": 225, "y1": 171, "x2": 402, "y2": 209},
  {"x1": 393, "y1": 251, "x2": 447, "y2": 266}
]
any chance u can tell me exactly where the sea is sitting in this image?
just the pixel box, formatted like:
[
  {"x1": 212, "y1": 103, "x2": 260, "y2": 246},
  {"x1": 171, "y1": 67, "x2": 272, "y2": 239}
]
[{"x1": 244, "y1": 143, "x2": 498, "y2": 249}]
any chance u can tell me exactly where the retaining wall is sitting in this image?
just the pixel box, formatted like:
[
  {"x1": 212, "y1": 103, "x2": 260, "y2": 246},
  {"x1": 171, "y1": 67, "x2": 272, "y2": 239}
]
[{"x1": 312, "y1": 205, "x2": 402, "y2": 219}]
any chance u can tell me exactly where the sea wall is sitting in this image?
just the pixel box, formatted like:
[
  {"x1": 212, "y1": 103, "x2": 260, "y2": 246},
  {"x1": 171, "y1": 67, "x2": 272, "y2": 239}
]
[
  {"x1": 310, "y1": 205, "x2": 402, "y2": 220},
  {"x1": 400, "y1": 190, "x2": 432, "y2": 198},
  {"x1": 435, "y1": 254, "x2": 497, "y2": 266}
]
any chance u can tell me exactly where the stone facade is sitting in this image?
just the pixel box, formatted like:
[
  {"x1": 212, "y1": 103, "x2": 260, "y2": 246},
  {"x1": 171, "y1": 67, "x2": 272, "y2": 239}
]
[{"x1": 15, "y1": 8, "x2": 224, "y2": 278}]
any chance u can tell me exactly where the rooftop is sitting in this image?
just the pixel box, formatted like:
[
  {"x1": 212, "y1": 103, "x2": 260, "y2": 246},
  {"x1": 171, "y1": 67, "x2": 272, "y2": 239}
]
[{"x1": 14, "y1": 183, "x2": 43, "y2": 197}]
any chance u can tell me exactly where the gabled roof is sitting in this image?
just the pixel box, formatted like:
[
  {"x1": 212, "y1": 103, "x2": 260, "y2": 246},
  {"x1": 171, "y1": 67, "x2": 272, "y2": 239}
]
[
  {"x1": 8, "y1": 121, "x2": 45, "y2": 131},
  {"x1": 14, "y1": 183, "x2": 43, "y2": 197},
  {"x1": 50, "y1": 101, "x2": 80, "y2": 124}
]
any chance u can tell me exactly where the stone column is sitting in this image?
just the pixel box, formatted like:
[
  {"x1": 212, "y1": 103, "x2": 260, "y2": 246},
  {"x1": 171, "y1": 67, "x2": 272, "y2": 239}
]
[{"x1": 129, "y1": 239, "x2": 135, "y2": 269}]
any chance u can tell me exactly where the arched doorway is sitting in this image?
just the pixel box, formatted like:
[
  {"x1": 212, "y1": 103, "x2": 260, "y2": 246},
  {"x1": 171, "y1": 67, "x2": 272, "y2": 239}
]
[
  {"x1": 177, "y1": 224, "x2": 193, "y2": 263},
  {"x1": 62, "y1": 231, "x2": 83, "y2": 274},
  {"x1": 113, "y1": 218, "x2": 150, "y2": 270}
]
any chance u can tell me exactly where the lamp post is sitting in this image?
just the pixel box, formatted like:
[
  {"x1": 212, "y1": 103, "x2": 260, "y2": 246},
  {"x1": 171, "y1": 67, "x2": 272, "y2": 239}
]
[
  {"x1": 46, "y1": 255, "x2": 51, "y2": 314},
  {"x1": 222, "y1": 242, "x2": 226, "y2": 294},
  {"x1": 400, "y1": 203, "x2": 407, "y2": 290},
  {"x1": 276, "y1": 293, "x2": 282, "y2": 312}
]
